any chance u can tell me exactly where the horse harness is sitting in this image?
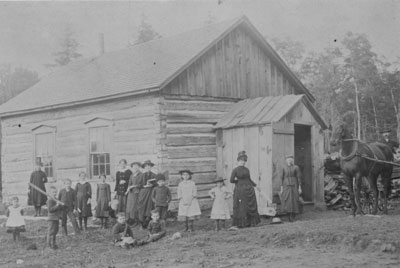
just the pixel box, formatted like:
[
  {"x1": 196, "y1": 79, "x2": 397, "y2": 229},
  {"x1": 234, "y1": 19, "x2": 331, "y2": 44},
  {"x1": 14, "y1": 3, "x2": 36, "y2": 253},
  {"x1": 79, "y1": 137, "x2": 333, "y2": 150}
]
[{"x1": 340, "y1": 139, "x2": 378, "y2": 175}]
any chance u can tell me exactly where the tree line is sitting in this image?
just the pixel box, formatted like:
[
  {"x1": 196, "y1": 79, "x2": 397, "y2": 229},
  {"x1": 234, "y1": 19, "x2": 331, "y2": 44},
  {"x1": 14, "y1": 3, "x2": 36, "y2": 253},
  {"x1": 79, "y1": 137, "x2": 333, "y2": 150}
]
[{"x1": 270, "y1": 33, "x2": 400, "y2": 143}]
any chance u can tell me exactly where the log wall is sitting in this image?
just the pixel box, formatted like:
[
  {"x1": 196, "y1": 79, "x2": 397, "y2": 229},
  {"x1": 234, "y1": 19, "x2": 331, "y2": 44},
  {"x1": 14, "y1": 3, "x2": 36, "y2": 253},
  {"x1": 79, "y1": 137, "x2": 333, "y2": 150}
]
[
  {"x1": 1, "y1": 94, "x2": 161, "y2": 204},
  {"x1": 158, "y1": 95, "x2": 235, "y2": 210},
  {"x1": 163, "y1": 25, "x2": 298, "y2": 99}
]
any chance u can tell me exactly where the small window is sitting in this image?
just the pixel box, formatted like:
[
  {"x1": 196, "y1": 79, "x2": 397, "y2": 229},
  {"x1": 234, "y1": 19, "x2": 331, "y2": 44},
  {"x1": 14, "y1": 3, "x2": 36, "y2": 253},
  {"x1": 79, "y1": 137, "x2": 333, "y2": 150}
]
[
  {"x1": 35, "y1": 132, "x2": 54, "y2": 178},
  {"x1": 89, "y1": 127, "x2": 111, "y2": 177}
]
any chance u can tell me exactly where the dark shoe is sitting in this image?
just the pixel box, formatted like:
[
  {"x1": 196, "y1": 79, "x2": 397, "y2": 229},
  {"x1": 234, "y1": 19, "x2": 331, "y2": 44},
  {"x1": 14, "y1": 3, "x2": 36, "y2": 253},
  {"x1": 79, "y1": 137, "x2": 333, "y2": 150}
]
[{"x1": 52, "y1": 245, "x2": 59, "y2": 250}]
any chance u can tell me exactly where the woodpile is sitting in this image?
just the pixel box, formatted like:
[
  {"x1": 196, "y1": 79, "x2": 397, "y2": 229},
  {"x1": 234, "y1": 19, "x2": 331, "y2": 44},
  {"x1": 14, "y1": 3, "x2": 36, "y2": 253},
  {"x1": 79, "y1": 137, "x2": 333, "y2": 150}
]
[{"x1": 324, "y1": 154, "x2": 400, "y2": 210}]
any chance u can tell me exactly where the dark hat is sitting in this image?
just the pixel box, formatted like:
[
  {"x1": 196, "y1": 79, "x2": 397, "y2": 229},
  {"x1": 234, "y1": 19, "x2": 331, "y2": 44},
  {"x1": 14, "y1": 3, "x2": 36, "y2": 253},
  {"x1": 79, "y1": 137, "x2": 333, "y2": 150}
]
[
  {"x1": 156, "y1": 173, "x2": 166, "y2": 181},
  {"x1": 215, "y1": 177, "x2": 225, "y2": 183},
  {"x1": 285, "y1": 154, "x2": 294, "y2": 159},
  {"x1": 237, "y1": 151, "x2": 248, "y2": 161},
  {"x1": 179, "y1": 169, "x2": 193, "y2": 175},
  {"x1": 130, "y1": 162, "x2": 142, "y2": 167},
  {"x1": 142, "y1": 160, "x2": 155, "y2": 168}
]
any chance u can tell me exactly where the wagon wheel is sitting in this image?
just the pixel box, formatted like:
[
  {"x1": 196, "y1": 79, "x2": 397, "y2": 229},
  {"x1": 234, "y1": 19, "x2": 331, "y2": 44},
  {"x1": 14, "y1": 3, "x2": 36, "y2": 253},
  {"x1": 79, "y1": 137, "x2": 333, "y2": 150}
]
[{"x1": 359, "y1": 189, "x2": 374, "y2": 215}]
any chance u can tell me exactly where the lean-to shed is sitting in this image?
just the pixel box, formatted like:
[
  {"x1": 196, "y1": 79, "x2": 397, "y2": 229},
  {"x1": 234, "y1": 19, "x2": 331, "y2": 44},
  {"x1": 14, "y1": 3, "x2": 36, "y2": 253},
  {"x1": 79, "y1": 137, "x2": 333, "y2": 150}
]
[
  {"x1": 0, "y1": 16, "x2": 325, "y2": 210},
  {"x1": 214, "y1": 95, "x2": 327, "y2": 213}
]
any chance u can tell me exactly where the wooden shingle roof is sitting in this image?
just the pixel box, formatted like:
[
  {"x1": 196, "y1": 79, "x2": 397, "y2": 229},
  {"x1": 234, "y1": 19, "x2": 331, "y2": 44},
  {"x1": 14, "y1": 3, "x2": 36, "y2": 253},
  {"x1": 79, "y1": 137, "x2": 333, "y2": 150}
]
[
  {"x1": 0, "y1": 16, "x2": 314, "y2": 116},
  {"x1": 214, "y1": 95, "x2": 327, "y2": 129}
]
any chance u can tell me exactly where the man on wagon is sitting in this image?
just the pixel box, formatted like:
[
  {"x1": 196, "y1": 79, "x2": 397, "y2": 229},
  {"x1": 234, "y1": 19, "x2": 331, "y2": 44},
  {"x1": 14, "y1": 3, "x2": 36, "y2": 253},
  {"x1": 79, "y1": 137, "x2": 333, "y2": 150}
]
[{"x1": 380, "y1": 129, "x2": 399, "y2": 154}]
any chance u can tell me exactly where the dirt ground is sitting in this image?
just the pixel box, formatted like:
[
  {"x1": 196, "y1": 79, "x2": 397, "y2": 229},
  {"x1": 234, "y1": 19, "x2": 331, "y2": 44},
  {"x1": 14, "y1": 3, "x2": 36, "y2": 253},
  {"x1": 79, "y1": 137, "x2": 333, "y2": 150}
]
[{"x1": 1, "y1": 207, "x2": 400, "y2": 268}]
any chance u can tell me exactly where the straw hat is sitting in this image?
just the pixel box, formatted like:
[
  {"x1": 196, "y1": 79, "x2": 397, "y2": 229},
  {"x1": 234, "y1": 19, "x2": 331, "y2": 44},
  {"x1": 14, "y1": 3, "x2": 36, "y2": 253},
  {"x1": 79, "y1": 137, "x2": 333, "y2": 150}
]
[
  {"x1": 179, "y1": 170, "x2": 193, "y2": 175},
  {"x1": 271, "y1": 217, "x2": 283, "y2": 224}
]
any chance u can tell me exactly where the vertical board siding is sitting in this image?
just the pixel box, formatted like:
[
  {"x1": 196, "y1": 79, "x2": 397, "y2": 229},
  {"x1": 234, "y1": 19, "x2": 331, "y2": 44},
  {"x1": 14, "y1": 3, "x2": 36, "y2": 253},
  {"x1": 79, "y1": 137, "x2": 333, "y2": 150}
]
[
  {"x1": 164, "y1": 27, "x2": 299, "y2": 99},
  {"x1": 1, "y1": 95, "x2": 160, "y2": 204}
]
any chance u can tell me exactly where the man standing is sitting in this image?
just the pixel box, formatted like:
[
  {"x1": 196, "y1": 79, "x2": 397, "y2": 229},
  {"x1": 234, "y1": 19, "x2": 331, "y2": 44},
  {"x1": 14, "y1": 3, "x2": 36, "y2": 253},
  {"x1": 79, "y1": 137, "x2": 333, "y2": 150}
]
[{"x1": 380, "y1": 129, "x2": 399, "y2": 153}]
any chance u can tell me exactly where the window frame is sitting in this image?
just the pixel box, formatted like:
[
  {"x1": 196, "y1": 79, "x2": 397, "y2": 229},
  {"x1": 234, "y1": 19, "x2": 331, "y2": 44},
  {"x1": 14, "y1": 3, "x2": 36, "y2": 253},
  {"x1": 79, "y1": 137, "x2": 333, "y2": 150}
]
[
  {"x1": 84, "y1": 117, "x2": 114, "y2": 180},
  {"x1": 32, "y1": 125, "x2": 56, "y2": 180}
]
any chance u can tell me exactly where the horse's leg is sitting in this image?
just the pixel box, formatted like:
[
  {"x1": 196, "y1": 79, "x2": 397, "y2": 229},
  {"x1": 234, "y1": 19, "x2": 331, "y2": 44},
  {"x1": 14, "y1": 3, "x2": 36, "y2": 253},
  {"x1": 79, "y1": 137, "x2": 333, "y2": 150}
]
[
  {"x1": 354, "y1": 173, "x2": 363, "y2": 215},
  {"x1": 345, "y1": 174, "x2": 356, "y2": 216},
  {"x1": 380, "y1": 170, "x2": 391, "y2": 215},
  {"x1": 367, "y1": 173, "x2": 379, "y2": 215}
]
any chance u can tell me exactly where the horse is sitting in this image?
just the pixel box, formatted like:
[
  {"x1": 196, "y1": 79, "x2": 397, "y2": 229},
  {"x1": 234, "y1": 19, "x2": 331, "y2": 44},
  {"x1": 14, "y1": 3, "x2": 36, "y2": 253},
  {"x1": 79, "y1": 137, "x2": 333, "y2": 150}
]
[{"x1": 330, "y1": 120, "x2": 393, "y2": 215}]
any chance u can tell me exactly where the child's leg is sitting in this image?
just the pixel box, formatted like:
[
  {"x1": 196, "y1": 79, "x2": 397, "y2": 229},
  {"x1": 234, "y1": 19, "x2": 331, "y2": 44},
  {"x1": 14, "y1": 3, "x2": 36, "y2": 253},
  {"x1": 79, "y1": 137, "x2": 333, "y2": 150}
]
[
  {"x1": 61, "y1": 212, "x2": 68, "y2": 236},
  {"x1": 38, "y1": 206, "x2": 42, "y2": 216},
  {"x1": 221, "y1": 220, "x2": 226, "y2": 229},
  {"x1": 68, "y1": 211, "x2": 80, "y2": 234},
  {"x1": 12, "y1": 230, "x2": 17, "y2": 241},
  {"x1": 100, "y1": 218, "x2": 104, "y2": 229},
  {"x1": 184, "y1": 217, "x2": 189, "y2": 232},
  {"x1": 189, "y1": 220, "x2": 194, "y2": 232},
  {"x1": 16, "y1": 231, "x2": 20, "y2": 241},
  {"x1": 104, "y1": 218, "x2": 108, "y2": 229},
  {"x1": 215, "y1": 220, "x2": 219, "y2": 231},
  {"x1": 83, "y1": 217, "x2": 88, "y2": 230},
  {"x1": 78, "y1": 216, "x2": 83, "y2": 230}
]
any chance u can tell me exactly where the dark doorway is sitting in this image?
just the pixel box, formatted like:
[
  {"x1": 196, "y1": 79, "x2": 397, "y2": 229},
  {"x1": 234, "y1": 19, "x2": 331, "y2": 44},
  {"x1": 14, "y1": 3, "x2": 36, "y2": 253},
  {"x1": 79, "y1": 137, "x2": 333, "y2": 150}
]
[{"x1": 294, "y1": 124, "x2": 312, "y2": 202}]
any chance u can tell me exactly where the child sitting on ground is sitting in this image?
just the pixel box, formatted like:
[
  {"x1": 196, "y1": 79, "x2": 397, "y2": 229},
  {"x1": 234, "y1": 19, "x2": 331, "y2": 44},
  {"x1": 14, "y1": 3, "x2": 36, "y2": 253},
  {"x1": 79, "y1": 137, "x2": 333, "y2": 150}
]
[
  {"x1": 112, "y1": 213, "x2": 136, "y2": 248},
  {"x1": 6, "y1": 196, "x2": 25, "y2": 241},
  {"x1": 47, "y1": 186, "x2": 64, "y2": 249},
  {"x1": 144, "y1": 209, "x2": 167, "y2": 243}
]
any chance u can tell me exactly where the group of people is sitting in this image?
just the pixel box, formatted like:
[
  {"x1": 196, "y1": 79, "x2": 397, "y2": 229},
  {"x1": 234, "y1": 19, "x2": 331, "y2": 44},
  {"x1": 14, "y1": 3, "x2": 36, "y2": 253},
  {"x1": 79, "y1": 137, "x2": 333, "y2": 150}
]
[{"x1": 5, "y1": 150, "x2": 304, "y2": 249}]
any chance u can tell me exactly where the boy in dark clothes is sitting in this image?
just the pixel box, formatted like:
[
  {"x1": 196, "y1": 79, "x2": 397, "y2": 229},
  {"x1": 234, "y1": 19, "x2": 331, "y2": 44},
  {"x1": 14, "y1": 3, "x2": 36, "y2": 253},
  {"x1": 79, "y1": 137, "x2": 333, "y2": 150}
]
[
  {"x1": 58, "y1": 178, "x2": 80, "y2": 236},
  {"x1": 145, "y1": 210, "x2": 167, "y2": 243},
  {"x1": 112, "y1": 213, "x2": 136, "y2": 248},
  {"x1": 151, "y1": 174, "x2": 171, "y2": 220},
  {"x1": 47, "y1": 186, "x2": 64, "y2": 249}
]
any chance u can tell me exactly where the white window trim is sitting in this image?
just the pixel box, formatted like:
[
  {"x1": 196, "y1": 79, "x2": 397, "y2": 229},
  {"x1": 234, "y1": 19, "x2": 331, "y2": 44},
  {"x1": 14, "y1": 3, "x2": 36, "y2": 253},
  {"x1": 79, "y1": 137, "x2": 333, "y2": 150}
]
[
  {"x1": 84, "y1": 117, "x2": 114, "y2": 179},
  {"x1": 32, "y1": 125, "x2": 57, "y2": 181}
]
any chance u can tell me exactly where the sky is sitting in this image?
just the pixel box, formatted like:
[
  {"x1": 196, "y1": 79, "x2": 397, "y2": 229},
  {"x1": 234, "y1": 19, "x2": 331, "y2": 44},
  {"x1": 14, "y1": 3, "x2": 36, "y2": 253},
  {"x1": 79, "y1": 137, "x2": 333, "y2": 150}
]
[{"x1": 0, "y1": 0, "x2": 399, "y2": 76}]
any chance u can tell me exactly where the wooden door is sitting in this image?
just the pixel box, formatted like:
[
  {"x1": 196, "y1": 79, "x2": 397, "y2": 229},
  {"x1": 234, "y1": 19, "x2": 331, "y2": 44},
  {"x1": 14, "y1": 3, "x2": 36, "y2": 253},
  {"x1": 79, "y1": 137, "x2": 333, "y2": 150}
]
[{"x1": 272, "y1": 122, "x2": 294, "y2": 198}]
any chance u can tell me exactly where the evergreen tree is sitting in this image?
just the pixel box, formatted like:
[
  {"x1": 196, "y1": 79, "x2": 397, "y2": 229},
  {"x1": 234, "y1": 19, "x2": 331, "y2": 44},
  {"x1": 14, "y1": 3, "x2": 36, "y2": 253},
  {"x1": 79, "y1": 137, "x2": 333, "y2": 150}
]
[
  {"x1": 133, "y1": 14, "x2": 161, "y2": 45},
  {"x1": 47, "y1": 27, "x2": 82, "y2": 67}
]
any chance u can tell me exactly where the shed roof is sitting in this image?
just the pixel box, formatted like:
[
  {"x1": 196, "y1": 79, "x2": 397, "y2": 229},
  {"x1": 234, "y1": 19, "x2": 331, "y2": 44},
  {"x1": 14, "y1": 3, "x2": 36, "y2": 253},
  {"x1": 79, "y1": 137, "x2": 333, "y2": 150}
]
[
  {"x1": 214, "y1": 95, "x2": 328, "y2": 130},
  {"x1": 0, "y1": 16, "x2": 314, "y2": 116}
]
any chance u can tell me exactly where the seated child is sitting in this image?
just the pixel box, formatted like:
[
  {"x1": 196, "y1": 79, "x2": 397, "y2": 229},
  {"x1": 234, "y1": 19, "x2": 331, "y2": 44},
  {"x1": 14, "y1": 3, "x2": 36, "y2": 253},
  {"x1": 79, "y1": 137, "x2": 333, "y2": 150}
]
[
  {"x1": 112, "y1": 213, "x2": 136, "y2": 248},
  {"x1": 6, "y1": 196, "x2": 25, "y2": 241},
  {"x1": 145, "y1": 210, "x2": 166, "y2": 243}
]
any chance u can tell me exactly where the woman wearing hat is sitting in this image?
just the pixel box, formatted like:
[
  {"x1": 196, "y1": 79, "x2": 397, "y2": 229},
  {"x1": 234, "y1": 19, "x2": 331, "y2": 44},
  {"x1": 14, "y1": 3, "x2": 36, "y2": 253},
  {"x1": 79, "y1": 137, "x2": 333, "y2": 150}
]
[
  {"x1": 177, "y1": 169, "x2": 201, "y2": 232},
  {"x1": 137, "y1": 160, "x2": 157, "y2": 228},
  {"x1": 28, "y1": 161, "x2": 48, "y2": 217},
  {"x1": 114, "y1": 159, "x2": 133, "y2": 213},
  {"x1": 380, "y1": 129, "x2": 399, "y2": 153},
  {"x1": 280, "y1": 155, "x2": 302, "y2": 222},
  {"x1": 125, "y1": 162, "x2": 143, "y2": 225},
  {"x1": 230, "y1": 151, "x2": 260, "y2": 228}
]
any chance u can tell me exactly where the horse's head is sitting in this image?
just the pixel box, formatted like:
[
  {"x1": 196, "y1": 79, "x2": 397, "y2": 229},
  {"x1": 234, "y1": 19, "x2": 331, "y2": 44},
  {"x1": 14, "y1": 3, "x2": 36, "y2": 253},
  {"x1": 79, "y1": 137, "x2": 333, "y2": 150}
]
[{"x1": 330, "y1": 121, "x2": 347, "y2": 146}]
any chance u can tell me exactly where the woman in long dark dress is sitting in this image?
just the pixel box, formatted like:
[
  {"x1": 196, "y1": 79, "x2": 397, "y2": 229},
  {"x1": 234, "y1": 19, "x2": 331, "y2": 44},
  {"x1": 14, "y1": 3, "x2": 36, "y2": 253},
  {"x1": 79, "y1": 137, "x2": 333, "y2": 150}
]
[
  {"x1": 137, "y1": 160, "x2": 157, "y2": 228},
  {"x1": 76, "y1": 172, "x2": 92, "y2": 231},
  {"x1": 28, "y1": 163, "x2": 48, "y2": 217},
  {"x1": 230, "y1": 151, "x2": 260, "y2": 228},
  {"x1": 114, "y1": 159, "x2": 132, "y2": 213},
  {"x1": 125, "y1": 162, "x2": 143, "y2": 225},
  {"x1": 280, "y1": 155, "x2": 302, "y2": 222}
]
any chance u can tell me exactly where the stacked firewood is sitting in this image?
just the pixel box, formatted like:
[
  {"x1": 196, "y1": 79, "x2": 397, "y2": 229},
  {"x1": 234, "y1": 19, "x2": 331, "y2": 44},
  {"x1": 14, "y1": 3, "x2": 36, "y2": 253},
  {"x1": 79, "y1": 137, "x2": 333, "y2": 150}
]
[
  {"x1": 324, "y1": 174, "x2": 351, "y2": 210},
  {"x1": 324, "y1": 153, "x2": 400, "y2": 210}
]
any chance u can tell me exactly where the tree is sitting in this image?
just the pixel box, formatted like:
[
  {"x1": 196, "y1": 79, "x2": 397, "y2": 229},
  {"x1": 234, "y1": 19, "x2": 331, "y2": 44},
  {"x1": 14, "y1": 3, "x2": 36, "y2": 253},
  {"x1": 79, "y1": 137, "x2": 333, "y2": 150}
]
[
  {"x1": 204, "y1": 12, "x2": 217, "y2": 25},
  {"x1": 133, "y1": 14, "x2": 161, "y2": 45},
  {"x1": 47, "y1": 27, "x2": 82, "y2": 67},
  {"x1": 0, "y1": 64, "x2": 39, "y2": 104}
]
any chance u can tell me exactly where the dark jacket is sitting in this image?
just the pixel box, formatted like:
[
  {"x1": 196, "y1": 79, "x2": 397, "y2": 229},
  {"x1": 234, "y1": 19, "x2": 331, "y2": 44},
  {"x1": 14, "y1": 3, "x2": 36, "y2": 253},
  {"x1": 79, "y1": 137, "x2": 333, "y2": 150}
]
[
  {"x1": 58, "y1": 188, "x2": 77, "y2": 212},
  {"x1": 151, "y1": 185, "x2": 171, "y2": 207},
  {"x1": 47, "y1": 199, "x2": 63, "y2": 221}
]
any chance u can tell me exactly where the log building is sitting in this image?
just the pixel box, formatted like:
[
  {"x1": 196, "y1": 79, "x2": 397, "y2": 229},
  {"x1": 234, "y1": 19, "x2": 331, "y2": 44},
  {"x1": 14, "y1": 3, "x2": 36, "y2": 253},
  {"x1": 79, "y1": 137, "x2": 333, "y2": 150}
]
[{"x1": 0, "y1": 16, "x2": 327, "y2": 211}]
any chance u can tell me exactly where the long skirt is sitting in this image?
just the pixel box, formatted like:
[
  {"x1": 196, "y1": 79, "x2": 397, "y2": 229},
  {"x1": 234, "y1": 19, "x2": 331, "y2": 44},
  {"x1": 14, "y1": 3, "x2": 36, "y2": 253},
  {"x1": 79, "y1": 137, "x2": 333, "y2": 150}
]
[
  {"x1": 138, "y1": 188, "x2": 154, "y2": 223},
  {"x1": 232, "y1": 183, "x2": 260, "y2": 228},
  {"x1": 281, "y1": 185, "x2": 300, "y2": 214},
  {"x1": 116, "y1": 194, "x2": 127, "y2": 213},
  {"x1": 126, "y1": 191, "x2": 140, "y2": 221}
]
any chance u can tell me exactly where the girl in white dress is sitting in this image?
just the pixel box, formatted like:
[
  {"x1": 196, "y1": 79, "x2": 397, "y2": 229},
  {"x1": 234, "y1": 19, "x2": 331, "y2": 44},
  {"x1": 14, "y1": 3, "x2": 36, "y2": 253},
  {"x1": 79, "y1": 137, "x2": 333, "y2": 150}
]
[
  {"x1": 177, "y1": 170, "x2": 201, "y2": 232},
  {"x1": 209, "y1": 178, "x2": 231, "y2": 231},
  {"x1": 6, "y1": 196, "x2": 26, "y2": 241}
]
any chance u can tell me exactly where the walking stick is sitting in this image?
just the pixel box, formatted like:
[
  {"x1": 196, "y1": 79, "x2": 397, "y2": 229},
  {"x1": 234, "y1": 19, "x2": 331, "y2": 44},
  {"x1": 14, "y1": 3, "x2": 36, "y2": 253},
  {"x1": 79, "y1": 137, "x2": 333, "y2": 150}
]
[{"x1": 28, "y1": 183, "x2": 65, "y2": 206}]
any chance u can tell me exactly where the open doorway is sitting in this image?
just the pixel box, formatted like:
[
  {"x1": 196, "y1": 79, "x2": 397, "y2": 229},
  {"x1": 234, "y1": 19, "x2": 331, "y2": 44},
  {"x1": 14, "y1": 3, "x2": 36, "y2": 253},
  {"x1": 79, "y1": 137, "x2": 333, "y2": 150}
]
[{"x1": 294, "y1": 124, "x2": 312, "y2": 202}]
